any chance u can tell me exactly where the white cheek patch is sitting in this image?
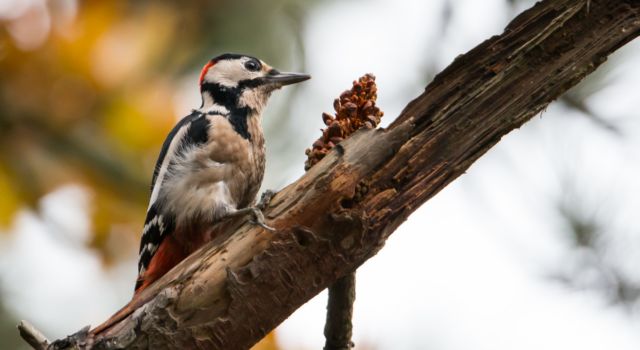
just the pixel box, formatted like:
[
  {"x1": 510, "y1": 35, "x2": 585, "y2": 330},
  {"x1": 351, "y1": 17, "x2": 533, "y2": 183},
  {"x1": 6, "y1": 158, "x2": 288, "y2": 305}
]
[{"x1": 205, "y1": 58, "x2": 263, "y2": 87}]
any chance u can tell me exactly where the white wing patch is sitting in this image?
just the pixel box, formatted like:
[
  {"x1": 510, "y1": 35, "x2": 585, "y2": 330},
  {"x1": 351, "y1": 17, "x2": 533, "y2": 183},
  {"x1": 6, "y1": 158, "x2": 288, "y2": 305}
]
[
  {"x1": 142, "y1": 214, "x2": 163, "y2": 236},
  {"x1": 145, "y1": 243, "x2": 158, "y2": 255},
  {"x1": 138, "y1": 213, "x2": 168, "y2": 267},
  {"x1": 148, "y1": 125, "x2": 190, "y2": 209}
]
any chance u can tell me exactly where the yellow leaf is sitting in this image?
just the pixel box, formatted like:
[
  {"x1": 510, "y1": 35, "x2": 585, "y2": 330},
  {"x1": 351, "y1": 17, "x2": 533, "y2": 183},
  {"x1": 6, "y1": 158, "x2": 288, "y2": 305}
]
[
  {"x1": 251, "y1": 331, "x2": 281, "y2": 350},
  {"x1": 103, "y1": 83, "x2": 175, "y2": 152},
  {"x1": 0, "y1": 167, "x2": 21, "y2": 228}
]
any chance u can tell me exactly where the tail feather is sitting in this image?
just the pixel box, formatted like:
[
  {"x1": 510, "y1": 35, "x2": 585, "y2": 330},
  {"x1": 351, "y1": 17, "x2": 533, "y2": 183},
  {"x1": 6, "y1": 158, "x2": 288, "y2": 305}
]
[
  {"x1": 92, "y1": 236, "x2": 187, "y2": 335},
  {"x1": 134, "y1": 234, "x2": 187, "y2": 294}
]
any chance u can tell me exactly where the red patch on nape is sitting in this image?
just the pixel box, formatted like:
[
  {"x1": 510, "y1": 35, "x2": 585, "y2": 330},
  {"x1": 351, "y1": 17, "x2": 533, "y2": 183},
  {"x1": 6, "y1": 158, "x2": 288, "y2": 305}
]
[{"x1": 199, "y1": 60, "x2": 216, "y2": 86}]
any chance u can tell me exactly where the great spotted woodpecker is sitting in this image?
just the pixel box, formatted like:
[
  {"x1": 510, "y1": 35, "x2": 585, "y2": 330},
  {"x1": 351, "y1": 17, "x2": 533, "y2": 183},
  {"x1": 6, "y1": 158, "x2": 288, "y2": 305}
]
[{"x1": 135, "y1": 53, "x2": 310, "y2": 294}]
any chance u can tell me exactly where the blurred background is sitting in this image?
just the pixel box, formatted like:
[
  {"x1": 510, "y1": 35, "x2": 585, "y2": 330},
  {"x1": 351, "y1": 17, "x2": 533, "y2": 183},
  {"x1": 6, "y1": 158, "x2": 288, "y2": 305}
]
[{"x1": 1, "y1": 0, "x2": 640, "y2": 349}]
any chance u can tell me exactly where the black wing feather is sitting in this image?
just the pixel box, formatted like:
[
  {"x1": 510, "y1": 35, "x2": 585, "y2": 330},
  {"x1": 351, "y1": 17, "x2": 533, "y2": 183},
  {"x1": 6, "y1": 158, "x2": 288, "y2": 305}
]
[
  {"x1": 150, "y1": 110, "x2": 208, "y2": 191},
  {"x1": 137, "y1": 110, "x2": 212, "y2": 290}
]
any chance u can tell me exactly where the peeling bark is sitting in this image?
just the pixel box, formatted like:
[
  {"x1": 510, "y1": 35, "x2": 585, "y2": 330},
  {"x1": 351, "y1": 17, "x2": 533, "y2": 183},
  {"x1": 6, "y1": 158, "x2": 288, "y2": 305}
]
[{"x1": 28, "y1": 0, "x2": 640, "y2": 349}]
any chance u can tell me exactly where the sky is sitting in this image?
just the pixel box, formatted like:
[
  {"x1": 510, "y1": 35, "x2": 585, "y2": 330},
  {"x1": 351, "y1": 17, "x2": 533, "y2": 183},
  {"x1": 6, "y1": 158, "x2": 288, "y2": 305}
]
[{"x1": 2, "y1": 0, "x2": 640, "y2": 349}]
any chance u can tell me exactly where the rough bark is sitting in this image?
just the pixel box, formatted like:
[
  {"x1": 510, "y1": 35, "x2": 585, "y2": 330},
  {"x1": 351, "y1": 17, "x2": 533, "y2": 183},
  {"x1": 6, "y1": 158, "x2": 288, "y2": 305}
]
[{"x1": 24, "y1": 0, "x2": 640, "y2": 349}]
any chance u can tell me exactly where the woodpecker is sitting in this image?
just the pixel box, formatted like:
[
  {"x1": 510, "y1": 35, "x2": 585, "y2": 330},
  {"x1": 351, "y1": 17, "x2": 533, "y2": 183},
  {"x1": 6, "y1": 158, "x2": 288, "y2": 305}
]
[{"x1": 135, "y1": 53, "x2": 310, "y2": 294}]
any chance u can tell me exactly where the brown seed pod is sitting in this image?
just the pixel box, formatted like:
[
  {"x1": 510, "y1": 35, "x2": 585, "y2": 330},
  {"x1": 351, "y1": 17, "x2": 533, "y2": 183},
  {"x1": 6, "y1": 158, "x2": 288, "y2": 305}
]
[
  {"x1": 322, "y1": 112, "x2": 334, "y2": 126},
  {"x1": 304, "y1": 73, "x2": 384, "y2": 171}
]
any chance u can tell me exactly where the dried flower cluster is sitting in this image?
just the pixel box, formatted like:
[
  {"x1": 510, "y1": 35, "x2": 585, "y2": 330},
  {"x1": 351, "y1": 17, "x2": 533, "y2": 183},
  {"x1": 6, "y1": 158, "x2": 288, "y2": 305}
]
[{"x1": 305, "y1": 73, "x2": 384, "y2": 170}]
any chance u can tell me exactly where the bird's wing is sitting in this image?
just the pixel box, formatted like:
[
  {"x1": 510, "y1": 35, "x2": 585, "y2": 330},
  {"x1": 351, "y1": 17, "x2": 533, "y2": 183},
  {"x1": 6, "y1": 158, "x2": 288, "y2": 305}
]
[
  {"x1": 136, "y1": 110, "x2": 212, "y2": 292},
  {"x1": 135, "y1": 202, "x2": 176, "y2": 286},
  {"x1": 149, "y1": 110, "x2": 208, "y2": 204}
]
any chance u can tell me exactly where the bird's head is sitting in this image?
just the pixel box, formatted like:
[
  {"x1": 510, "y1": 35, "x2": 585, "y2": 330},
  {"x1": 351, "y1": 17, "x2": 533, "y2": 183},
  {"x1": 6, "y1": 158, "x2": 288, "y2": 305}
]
[{"x1": 198, "y1": 53, "x2": 310, "y2": 114}]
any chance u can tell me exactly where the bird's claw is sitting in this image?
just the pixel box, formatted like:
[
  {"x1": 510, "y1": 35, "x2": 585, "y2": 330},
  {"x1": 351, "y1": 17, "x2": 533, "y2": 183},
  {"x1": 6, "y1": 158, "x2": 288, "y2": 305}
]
[
  {"x1": 248, "y1": 207, "x2": 275, "y2": 232},
  {"x1": 257, "y1": 189, "x2": 276, "y2": 211}
]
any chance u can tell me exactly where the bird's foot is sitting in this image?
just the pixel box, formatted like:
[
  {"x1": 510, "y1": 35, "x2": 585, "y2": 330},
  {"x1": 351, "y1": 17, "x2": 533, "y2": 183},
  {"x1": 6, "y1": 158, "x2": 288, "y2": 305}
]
[
  {"x1": 248, "y1": 207, "x2": 275, "y2": 232},
  {"x1": 227, "y1": 206, "x2": 275, "y2": 232},
  {"x1": 257, "y1": 189, "x2": 276, "y2": 211}
]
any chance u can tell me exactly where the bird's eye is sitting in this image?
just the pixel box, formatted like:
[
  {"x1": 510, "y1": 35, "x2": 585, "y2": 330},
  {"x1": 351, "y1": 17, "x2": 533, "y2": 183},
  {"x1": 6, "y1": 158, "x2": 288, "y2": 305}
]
[{"x1": 245, "y1": 60, "x2": 261, "y2": 72}]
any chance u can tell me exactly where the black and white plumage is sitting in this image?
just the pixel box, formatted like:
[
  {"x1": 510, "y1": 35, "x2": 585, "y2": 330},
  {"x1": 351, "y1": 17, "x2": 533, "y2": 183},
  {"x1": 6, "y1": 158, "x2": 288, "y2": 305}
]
[{"x1": 134, "y1": 54, "x2": 310, "y2": 293}]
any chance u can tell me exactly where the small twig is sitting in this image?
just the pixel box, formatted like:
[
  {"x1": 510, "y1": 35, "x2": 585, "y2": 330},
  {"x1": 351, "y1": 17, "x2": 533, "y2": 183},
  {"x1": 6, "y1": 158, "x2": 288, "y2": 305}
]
[
  {"x1": 324, "y1": 272, "x2": 356, "y2": 350},
  {"x1": 18, "y1": 320, "x2": 50, "y2": 350}
]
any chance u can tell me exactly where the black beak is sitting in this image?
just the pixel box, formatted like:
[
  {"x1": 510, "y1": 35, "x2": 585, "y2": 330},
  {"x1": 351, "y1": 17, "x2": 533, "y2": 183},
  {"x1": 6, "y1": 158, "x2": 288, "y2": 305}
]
[{"x1": 265, "y1": 70, "x2": 311, "y2": 86}]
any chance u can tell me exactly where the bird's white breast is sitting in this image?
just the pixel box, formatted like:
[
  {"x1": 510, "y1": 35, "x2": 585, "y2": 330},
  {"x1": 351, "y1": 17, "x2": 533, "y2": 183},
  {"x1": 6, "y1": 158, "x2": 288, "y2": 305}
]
[{"x1": 156, "y1": 114, "x2": 254, "y2": 225}]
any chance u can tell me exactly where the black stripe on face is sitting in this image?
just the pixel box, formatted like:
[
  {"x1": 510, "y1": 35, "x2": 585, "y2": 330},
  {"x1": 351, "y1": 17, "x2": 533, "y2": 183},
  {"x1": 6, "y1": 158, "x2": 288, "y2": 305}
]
[
  {"x1": 201, "y1": 83, "x2": 240, "y2": 109},
  {"x1": 237, "y1": 77, "x2": 265, "y2": 89}
]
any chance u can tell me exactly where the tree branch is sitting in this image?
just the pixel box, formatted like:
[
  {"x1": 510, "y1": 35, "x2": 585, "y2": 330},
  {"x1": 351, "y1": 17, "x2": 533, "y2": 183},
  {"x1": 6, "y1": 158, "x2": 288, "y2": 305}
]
[
  {"x1": 18, "y1": 321, "x2": 50, "y2": 350},
  {"x1": 23, "y1": 0, "x2": 640, "y2": 349},
  {"x1": 324, "y1": 273, "x2": 356, "y2": 350}
]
